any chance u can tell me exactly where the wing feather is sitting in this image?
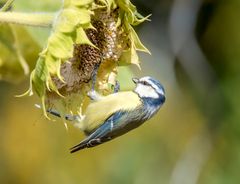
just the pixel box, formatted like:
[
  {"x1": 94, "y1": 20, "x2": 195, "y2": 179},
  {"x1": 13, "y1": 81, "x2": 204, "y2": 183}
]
[{"x1": 70, "y1": 111, "x2": 126, "y2": 153}]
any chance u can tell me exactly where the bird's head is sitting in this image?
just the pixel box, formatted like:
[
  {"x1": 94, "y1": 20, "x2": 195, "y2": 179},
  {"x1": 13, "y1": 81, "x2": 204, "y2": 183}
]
[{"x1": 133, "y1": 76, "x2": 165, "y2": 105}]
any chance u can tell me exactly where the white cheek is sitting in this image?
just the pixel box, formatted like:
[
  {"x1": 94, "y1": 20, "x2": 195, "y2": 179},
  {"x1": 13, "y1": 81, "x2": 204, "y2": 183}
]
[{"x1": 135, "y1": 84, "x2": 159, "y2": 99}]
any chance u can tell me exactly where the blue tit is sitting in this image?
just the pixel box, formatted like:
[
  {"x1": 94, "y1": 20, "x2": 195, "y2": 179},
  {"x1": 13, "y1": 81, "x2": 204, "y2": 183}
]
[{"x1": 46, "y1": 76, "x2": 166, "y2": 153}]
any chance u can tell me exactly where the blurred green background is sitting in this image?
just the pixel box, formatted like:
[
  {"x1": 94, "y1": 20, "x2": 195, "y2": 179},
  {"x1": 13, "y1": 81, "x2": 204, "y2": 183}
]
[{"x1": 1, "y1": 0, "x2": 240, "y2": 183}]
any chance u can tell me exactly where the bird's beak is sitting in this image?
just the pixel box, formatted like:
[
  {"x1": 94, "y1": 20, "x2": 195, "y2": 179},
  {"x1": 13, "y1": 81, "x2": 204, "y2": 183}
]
[{"x1": 132, "y1": 77, "x2": 139, "y2": 84}]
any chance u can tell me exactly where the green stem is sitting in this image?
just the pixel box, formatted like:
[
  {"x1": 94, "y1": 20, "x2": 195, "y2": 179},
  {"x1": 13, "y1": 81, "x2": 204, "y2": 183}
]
[
  {"x1": 0, "y1": 0, "x2": 14, "y2": 12},
  {"x1": 11, "y1": 24, "x2": 29, "y2": 75},
  {"x1": 0, "y1": 12, "x2": 56, "y2": 27}
]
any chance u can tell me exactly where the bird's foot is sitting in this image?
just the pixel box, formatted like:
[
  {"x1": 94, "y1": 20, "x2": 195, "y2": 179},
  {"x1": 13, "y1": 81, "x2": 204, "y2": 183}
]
[
  {"x1": 91, "y1": 63, "x2": 100, "y2": 91},
  {"x1": 87, "y1": 90, "x2": 103, "y2": 101},
  {"x1": 113, "y1": 80, "x2": 120, "y2": 93}
]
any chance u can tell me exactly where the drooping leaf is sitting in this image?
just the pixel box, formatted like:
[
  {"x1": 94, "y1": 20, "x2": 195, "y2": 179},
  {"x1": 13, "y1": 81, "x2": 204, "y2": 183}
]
[
  {"x1": 0, "y1": 24, "x2": 40, "y2": 83},
  {"x1": 32, "y1": 57, "x2": 48, "y2": 97},
  {"x1": 75, "y1": 27, "x2": 97, "y2": 48},
  {"x1": 48, "y1": 32, "x2": 73, "y2": 59},
  {"x1": 72, "y1": 0, "x2": 94, "y2": 7},
  {"x1": 56, "y1": 8, "x2": 92, "y2": 33},
  {"x1": 130, "y1": 43, "x2": 140, "y2": 69},
  {"x1": 45, "y1": 54, "x2": 58, "y2": 75},
  {"x1": 132, "y1": 13, "x2": 151, "y2": 26},
  {"x1": 129, "y1": 25, "x2": 150, "y2": 54}
]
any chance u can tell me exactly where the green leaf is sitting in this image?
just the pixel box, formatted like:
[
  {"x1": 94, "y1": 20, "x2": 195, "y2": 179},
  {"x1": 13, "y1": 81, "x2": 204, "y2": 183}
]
[
  {"x1": 73, "y1": 8, "x2": 92, "y2": 25},
  {"x1": 47, "y1": 76, "x2": 65, "y2": 97},
  {"x1": 48, "y1": 32, "x2": 74, "y2": 59},
  {"x1": 105, "y1": 0, "x2": 115, "y2": 12},
  {"x1": 132, "y1": 14, "x2": 151, "y2": 26},
  {"x1": 15, "y1": 71, "x2": 34, "y2": 97},
  {"x1": 118, "y1": 46, "x2": 140, "y2": 68},
  {"x1": 75, "y1": 27, "x2": 97, "y2": 48},
  {"x1": 0, "y1": 24, "x2": 40, "y2": 83},
  {"x1": 55, "y1": 58, "x2": 64, "y2": 82},
  {"x1": 56, "y1": 8, "x2": 92, "y2": 33},
  {"x1": 32, "y1": 57, "x2": 48, "y2": 97},
  {"x1": 72, "y1": 0, "x2": 94, "y2": 7},
  {"x1": 118, "y1": 49, "x2": 131, "y2": 66},
  {"x1": 45, "y1": 54, "x2": 58, "y2": 75},
  {"x1": 117, "y1": 0, "x2": 136, "y2": 24},
  {"x1": 129, "y1": 25, "x2": 151, "y2": 54},
  {"x1": 118, "y1": 42, "x2": 141, "y2": 69},
  {"x1": 81, "y1": 22, "x2": 96, "y2": 30},
  {"x1": 44, "y1": 54, "x2": 63, "y2": 81},
  {"x1": 40, "y1": 95, "x2": 50, "y2": 120},
  {"x1": 130, "y1": 44, "x2": 140, "y2": 69}
]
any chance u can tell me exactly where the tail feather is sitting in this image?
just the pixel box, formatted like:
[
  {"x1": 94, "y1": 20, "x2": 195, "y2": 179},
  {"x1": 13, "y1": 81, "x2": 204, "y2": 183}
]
[
  {"x1": 70, "y1": 142, "x2": 88, "y2": 153},
  {"x1": 70, "y1": 113, "x2": 116, "y2": 153}
]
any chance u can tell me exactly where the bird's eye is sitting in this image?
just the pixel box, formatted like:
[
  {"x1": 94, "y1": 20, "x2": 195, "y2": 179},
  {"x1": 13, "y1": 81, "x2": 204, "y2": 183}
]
[{"x1": 143, "y1": 81, "x2": 148, "y2": 85}]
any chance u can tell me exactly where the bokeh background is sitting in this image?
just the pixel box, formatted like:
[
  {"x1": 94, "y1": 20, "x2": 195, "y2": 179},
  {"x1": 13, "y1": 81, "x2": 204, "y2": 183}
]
[{"x1": 1, "y1": 0, "x2": 240, "y2": 183}]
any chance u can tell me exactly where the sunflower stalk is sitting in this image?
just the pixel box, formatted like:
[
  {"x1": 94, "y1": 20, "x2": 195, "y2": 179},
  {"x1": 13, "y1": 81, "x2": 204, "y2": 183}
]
[
  {"x1": 0, "y1": 0, "x2": 14, "y2": 12},
  {"x1": 0, "y1": 12, "x2": 55, "y2": 27}
]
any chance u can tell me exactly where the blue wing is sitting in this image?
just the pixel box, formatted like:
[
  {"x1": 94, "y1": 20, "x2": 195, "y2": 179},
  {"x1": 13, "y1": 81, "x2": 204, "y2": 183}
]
[
  {"x1": 70, "y1": 111, "x2": 126, "y2": 153},
  {"x1": 70, "y1": 106, "x2": 146, "y2": 153}
]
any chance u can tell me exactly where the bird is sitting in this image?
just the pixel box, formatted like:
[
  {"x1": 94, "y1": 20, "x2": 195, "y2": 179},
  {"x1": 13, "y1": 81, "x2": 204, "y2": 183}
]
[{"x1": 45, "y1": 76, "x2": 166, "y2": 153}]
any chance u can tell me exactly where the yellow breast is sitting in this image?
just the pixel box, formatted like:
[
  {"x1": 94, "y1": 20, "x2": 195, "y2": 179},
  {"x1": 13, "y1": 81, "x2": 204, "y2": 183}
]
[{"x1": 82, "y1": 91, "x2": 141, "y2": 133}]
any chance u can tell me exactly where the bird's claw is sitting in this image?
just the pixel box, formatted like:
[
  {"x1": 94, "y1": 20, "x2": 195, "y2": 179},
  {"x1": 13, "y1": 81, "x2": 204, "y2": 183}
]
[
  {"x1": 114, "y1": 80, "x2": 120, "y2": 93},
  {"x1": 87, "y1": 90, "x2": 103, "y2": 101},
  {"x1": 87, "y1": 90, "x2": 96, "y2": 99}
]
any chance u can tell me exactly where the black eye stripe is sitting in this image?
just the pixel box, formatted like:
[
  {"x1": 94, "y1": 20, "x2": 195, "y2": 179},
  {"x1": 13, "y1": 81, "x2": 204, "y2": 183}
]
[{"x1": 141, "y1": 81, "x2": 151, "y2": 86}]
